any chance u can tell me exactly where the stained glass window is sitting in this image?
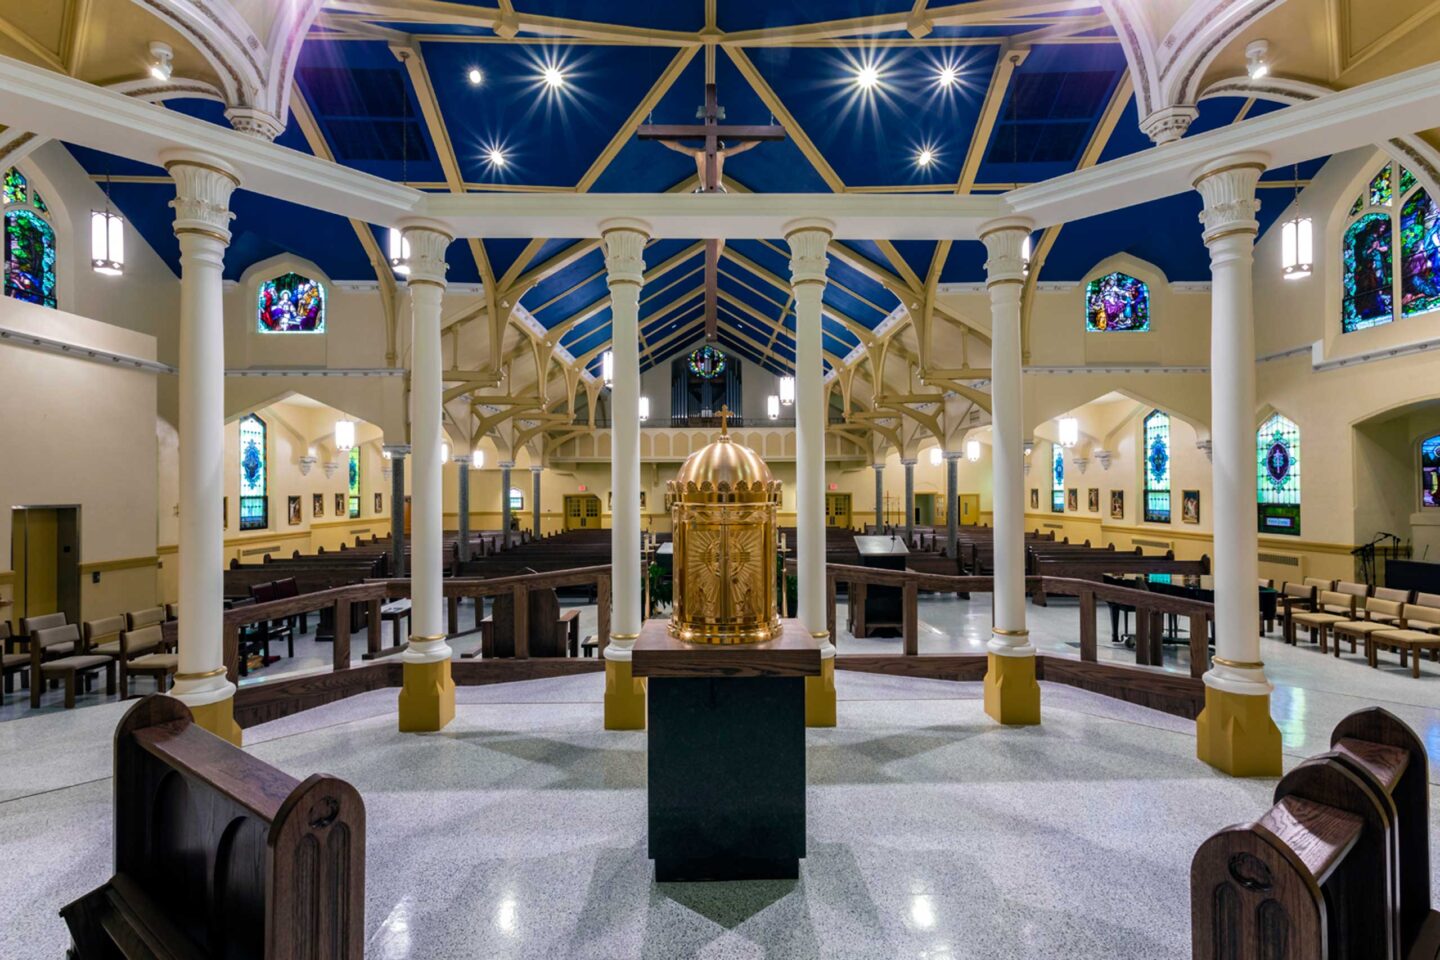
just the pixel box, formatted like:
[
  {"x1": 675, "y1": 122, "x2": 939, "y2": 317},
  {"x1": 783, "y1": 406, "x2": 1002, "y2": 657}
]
[
  {"x1": 1257, "y1": 413, "x2": 1300, "y2": 536},
  {"x1": 1143, "y1": 410, "x2": 1171, "y2": 523},
  {"x1": 239, "y1": 414, "x2": 268, "y2": 530},
  {"x1": 3, "y1": 168, "x2": 25, "y2": 205},
  {"x1": 1400, "y1": 166, "x2": 1418, "y2": 196},
  {"x1": 1422, "y1": 435, "x2": 1440, "y2": 509},
  {"x1": 509, "y1": 487, "x2": 524, "y2": 511},
  {"x1": 257, "y1": 272, "x2": 326, "y2": 333},
  {"x1": 1400, "y1": 190, "x2": 1440, "y2": 318},
  {"x1": 1051, "y1": 444, "x2": 1065, "y2": 513},
  {"x1": 1342, "y1": 213, "x2": 1393, "y2": 331},
  {"x1": 4, "y1": 166, "x2": 56, "y2": 311},
  {"x1": 347, "y1": 448, "x2": 360, "y2": 518},
  {"x1": 1084, "y1": 271, "x2": 1150, "y2": 332},
  {"x1": 687, "y1": 344, "x2": 726, "y2": 379},
  {"x1": 1370, "y1": 164, "x2": 1394, "y2": 207},
  {"x1": 1348, "y1": 194, "x2": 1364, "y2": 217}
]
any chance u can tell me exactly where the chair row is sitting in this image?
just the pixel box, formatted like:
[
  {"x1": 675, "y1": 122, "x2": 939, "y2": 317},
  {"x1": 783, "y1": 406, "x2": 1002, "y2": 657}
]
[
  {"x1": 1292, "y1": 597, "x2": 1440, "y2": 678},
  {"x1": 2, "y1": 604, "x2": 177, "y2": 708}
]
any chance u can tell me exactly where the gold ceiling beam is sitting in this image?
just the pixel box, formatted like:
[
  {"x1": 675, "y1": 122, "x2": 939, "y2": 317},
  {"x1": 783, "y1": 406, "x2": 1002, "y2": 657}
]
[
  {"x1": 1020, "y1": 74, "x2": 1132, "y2": 360},
  {"x1": 289, "y1": 87, "x2": 402, "y2": 367},
  {"x1": 718, "y1": 0, "x2": 1093, "y2": 45},
  {"x1": 1009, "y1": 13, "x2": 1112, "y2": 46},
  {"x1": 718, "y1": 250, "x2": 877, "y2": 347},
  {"x1": 575, "y1": 46, "x2": 698, "y2": 193},
  {"x1": 641, "y1": 316, "x2": 707, "y2": 365},
  {"x1": 545, "y1": 242, "x2": 705, "y2": 341},
  {"x1": 324, "y1": 1, "x2": 700, "y2": 45},
  {"x1": 0, "y1": 12, "x2": 64, "y2": 71},
  {"x1": 716, "y1": 291, "x2": 848, "y2": 369},
  {"x1": 60, "y1": 0, "x2": 91, "y2": 75}
]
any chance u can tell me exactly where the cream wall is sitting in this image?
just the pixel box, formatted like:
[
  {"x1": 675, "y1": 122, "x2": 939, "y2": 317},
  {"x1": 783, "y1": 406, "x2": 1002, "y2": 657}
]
[{"x1": 637, "y1": 343, "x2": 783, "y2": 422}]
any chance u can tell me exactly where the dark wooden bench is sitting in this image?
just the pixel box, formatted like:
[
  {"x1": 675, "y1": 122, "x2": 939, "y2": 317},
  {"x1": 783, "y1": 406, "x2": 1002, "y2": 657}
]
[
  {"x1": 465, "y1": 578, "x2": 579, "y2": 659},
  {"x1": 1191, "y1": 707, "x2": 1439, "y2": 959},
  {"x1": 62, "y1": 695, "x2": 366, "y2": 959}
]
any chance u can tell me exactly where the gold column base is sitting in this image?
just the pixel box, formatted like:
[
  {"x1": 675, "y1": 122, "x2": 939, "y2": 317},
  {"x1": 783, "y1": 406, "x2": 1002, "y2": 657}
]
[
  {"x1": 188, "y1": 695, "x2": 242, "y2": 746},
  {"x1": 603, "y1": 659, "x2": 646, "y2": 730},
  {"x1": 1195, "y1": 685, "x2": 1282, "y2": 777},
  {"x1": 805, "y1": 658, "x2": 836, "y2": 727},
  {"x1": 398, "y1": 659, "x2": 456, "y2": 732},
  {"x1": 982, "y1": 652, "x2": 1041, "y2": 726}
]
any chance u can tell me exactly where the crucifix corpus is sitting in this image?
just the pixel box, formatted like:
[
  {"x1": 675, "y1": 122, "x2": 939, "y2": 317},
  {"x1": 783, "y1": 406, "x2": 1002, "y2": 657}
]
[{"x1": 638, "y1": 83, "x2": 786, "y2": 340}]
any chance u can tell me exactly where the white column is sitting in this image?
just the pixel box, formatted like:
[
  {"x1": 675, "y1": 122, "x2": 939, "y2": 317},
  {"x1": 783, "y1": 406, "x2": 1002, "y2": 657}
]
[
  {"x1": 979, "y1": 218, "x2": 1040, "y2": 725},
  {"x1": 787, "y1": 220, "x2": 837, "y2": 726},
  {"x1": 902, "y1": 458, "x2": 916, "y2": 544},
  {"x1": 165, "y1": 153, "x2": 240, "y2": 742},
  {"x1": 401, "y1": 223, "x2": 452, "y2": 658},
  {"x1": 946, "y1": 451, "x2": 961, "y2": 559},
  {"x1": 873, "y1": 463, "x2": 885, "y2": 529},
  {"x1": 601, "y1": 219, "x2": 649, "y2": 729},
  {"x1": 1193, "y1": 155, "x2": 1282, "y2": 775},
  {"x1": 531, "y1": 466, "x2": 543, "y2": 536}
]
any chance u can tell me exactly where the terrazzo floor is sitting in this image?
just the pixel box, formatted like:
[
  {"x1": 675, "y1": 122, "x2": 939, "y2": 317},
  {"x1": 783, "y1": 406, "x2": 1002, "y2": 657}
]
[{"x1": 3, "y1": 668, "x2": 1439, "y2": 959}]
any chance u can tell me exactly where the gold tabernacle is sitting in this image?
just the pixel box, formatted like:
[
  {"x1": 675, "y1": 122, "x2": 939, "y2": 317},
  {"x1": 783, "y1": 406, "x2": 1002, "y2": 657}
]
[{"x1": 667, "y1": 405, "x2": 783, "y2": 644}]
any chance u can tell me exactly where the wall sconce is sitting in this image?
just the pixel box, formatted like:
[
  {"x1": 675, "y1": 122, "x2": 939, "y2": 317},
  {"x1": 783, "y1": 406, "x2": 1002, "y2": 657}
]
[
  {"x1": 323, "y1": 461, "x2": 339, "y2": 479},
  {"x1": 929, "y1": 446, "x2": 943, "y2": 467},
  {"x1": 639, "y1": 396, "x2": 650, "y2": 421},
  {"x1": 965, "y1": 439, "x2": 981, "y2": 462},
  {"x1": 472, "y1": 449, "x2": 485, "y2": 469},
  {"x1": 1094, "y1": 449, "x2": 1112, "y2": 471},
  {"x1": 1023, "y1": 439, "x2": 1034, "y2": 457},
  {"x1": 298, "y1": 456, "x2": 317, "y2": 476},
  {"x1": 767, "y1": 395, "x2": 780, "y2": 419}
]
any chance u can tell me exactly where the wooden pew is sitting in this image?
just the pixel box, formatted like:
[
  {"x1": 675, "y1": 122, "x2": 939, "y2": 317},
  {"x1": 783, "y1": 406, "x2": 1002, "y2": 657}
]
[
  {"x1": 62, "y1": 695, "x2": 366, "y2": 959},
  {"x1": 1190, "y1": 707, "x2": 1439, "y2": 959}
]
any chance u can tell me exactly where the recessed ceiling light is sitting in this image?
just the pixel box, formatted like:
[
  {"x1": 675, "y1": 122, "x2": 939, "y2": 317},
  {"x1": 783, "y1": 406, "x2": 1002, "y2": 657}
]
[
  {"x1": 542, "y1": 66, "x2": 565, "y2": 89},
  {"x1": 485, "y1": 146, "x2": 507, "y2": 168},
  {"x1": 467, "y1": 67, "x2": 483, "y2": 85},
  {"x1": 855, "y1": 63, "x2": 881, "y2": 90},
  {"x1": 937, "y1": 65, "x2": 958, "y2": 88},
  {"x1": 917, "y1": 147, "x2": 935, "y2": 168}
]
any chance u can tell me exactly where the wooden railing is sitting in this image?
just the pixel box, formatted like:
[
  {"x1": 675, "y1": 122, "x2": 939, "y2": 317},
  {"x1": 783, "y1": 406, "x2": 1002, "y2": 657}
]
[
  {"x1": 219, "y1": 565, "x2": 613, "y2": 685},
  {"x1": 815, "y1": 562, "x2": 1215, "y2": 678}
]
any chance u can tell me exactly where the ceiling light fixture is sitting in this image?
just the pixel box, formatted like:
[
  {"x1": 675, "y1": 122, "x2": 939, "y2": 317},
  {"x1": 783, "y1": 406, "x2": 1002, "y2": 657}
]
[
  {"x1": 854, "y1": 63, "x2": 882, "y2": 91},
  {"x1": 937, "y1": 65, "x2": 959, "y2": 88},
  {"x1": 467, "y1": 67, "x2": 483, "y2": 85},
  {"x1": 965, "y1": 439, "x2": 981, "y2": 462},
  {"x1": 148, "y1": 42, "x2": 173, "y2": 83},
  {"x1": 472, "y1": 448, "x2": 485, "y2": 469},
  {"x1": 917, "y1": 147, "x2": 935, "y2": 168},
  {"x1": 1281, "y1": 159, "x2": 1312, "y2": 280},
  {"x1": 1246, "y1": 40, "x2": 1270, "y2": 80},
  {"x1": 485, "y1": 146, "x2": 507, "y2": 168},
  {"x1": 542, "y1": 65, "x2": 565, "y2": 89}
]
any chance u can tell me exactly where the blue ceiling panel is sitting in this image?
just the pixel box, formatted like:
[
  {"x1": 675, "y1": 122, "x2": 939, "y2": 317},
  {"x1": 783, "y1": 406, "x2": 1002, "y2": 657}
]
[
  {"x1": 521, "y1": 246, "x2": 606, "y2": 317},
  {"x1": 938, "y1": 239, "x2": 989, "y2": 283},
  {"x1": 294, "y1": 40, "x2": 445, "y2": 184},
  {"x1": 889, "y1": 240, "x2": 939, "y2": 282},
  {"x1": 483, "y1": 237, "x2": 535, "y2": 282},
  {"x1": 823, "y1": 333, "x2": 851, "y2": 359},
  {"x1": 518, "y1": 238, "x2": 587, "y2": 279},
  {"x1": 226, "y1": 192, "x2": 373, "y2": 280},
  {"x1": 742, "y1": 43, "x2": 1000, "y2": 188},
  {"x1": 1096, "y1": 96, "x2": 1150, "y2": 164},
  {"x1": 421, "y1": 40, "x2": 677, "y2": 187},
  {"x1": 64, "y1": 143, "x2": 165, "y2": 178},
  {"x1": 95, "y1": 182, "x2": 181, "y2": 276},
  {"x1": 515, "y1": 0, "x2": 705, "y2": 32},
  {"x1": 976, "y1": 44, "x2": 1128, "y2": 186},
  {"x1": 718, "y1": 0, "x2": 911, "y2": 33},
  {"x1": 444, "y1": 237, "x2": 484, "y2": 284}
]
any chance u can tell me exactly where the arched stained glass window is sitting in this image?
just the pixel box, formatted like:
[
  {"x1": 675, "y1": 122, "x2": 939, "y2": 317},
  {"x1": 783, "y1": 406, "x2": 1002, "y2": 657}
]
[
  {"x1": 4, "y1": 166, "x2": 57, "y2": 310},
  {"x1": 257, "y1": 272, "x2": 326, "y2": 333},
  {"x1": 1421, "y1": 434, "x2": 1440, "y2": 509},
  {"x1": 509, "y1": 487, "x2": 524, "y2": 511},
  {"x1": 1084, "y1": 271, "x2": 1150, "y2": 332},
  {"x1": 1257, "y1": 413, "x2": 1300, "y2": 536},
  {"x1": 1143, "y1": 410, "x2": 1171, "y2": 523},
  {"x1": 1051, "y1": 444, "x2": 1065, "y2": 513},
  {"x1": 1342, "y1": 162, "x2": 1440, "y2": 332},
  {"x1": 347, "y1": 447, "x2": 360, "y2": 518},
  {"x1": 239, "y1": 414, "x2": 268, "y2": 530}
]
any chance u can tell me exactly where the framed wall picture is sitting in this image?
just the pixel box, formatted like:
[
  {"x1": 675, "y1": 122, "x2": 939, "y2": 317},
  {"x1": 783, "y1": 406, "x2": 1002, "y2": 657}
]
[
  {"x1": 1029, "y1": 488, "x2": 1039, "y2": 510},
  {"x1": 1110, "y1": 490, "x2": 1123, "y2": 519},
  {"x1": 1087, "y1": 488, "x2": 1099, "y2": 513},
  {"x1": 335, "y1": 492, "x2": 346, "y2": 516},
  {"x1": 1182, "y1": 489, "x2": 1201, "y2": 524},
  {"x1": 287, "y1": 495, "x2": 302, "y2": 526},
  {"x1": 374, "y1": 492, "x2": 383, "y2": 513},
  {"x1": 312, "y1": 493, "x2": 324, "y2": 517},
  {"x1": 1067, "y1": 488, "x2": 1078, "y2": 512}
]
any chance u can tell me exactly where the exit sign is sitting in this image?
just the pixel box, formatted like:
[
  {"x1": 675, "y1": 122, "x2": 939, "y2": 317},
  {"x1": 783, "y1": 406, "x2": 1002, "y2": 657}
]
[
  {"x1": 578, "y1": 484, "x2": 587, "y2": 492},
  {"x1": 828, "y1": 483, "x2": 838, "y2": 491}
]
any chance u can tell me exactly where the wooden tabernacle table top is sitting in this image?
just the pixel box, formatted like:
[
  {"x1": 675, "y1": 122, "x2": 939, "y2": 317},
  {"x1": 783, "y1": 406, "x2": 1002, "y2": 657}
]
[{"x1": 631, "y1": 619, "x2": 822, "y2": 679}]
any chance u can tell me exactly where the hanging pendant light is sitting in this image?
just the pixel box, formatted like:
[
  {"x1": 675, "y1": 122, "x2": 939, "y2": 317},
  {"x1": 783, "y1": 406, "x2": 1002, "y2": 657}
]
[
  {"x1": 91, "y1": 169, "x2": 124, "y2": 276},
  {"x1": 1281, "y1": 162, "x2": 1312, "y2": 280},
  {"x1": 929, "y1": 446, "x2": 943, "y2": 467},
  {"x1": 767, "y1": 395, "x2": 780, "y2": 419},
  {"x1": 965, "y1": 439, "x2": 981, "y2": 462},
  {"x1": 779, "y1": 376, "x2": 795, "y2": 406},
  {"x1": 335, "y1": 418, "x2": 356, "y2": 452},
  {"x1": 639, "y1": 396, "x2": 650, "y2": 421},
  {"x1": 389, "y1": 69, "x2": 413, "y2": 276},
  {"x1": 1058, "y1": 417, "x2": 1079, "y2": 448},
  {"x1": 388, "y1": 229, "x2": 411, "y2": 276},
  {"x1": 602, "y1": 350, "x2": 614, "y2": 386}
]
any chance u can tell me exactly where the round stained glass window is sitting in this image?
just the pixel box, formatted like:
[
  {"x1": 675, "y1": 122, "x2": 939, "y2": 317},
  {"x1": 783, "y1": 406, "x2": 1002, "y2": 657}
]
[{"x1": 687, "y1": 345, "x2": 726, "y2": 379}]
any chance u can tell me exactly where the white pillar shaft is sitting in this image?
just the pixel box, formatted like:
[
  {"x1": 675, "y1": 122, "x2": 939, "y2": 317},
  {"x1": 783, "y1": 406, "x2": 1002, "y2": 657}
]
[
  {"x1": 1196, "y1": 157, "x2": 1272, "y2": 697},
  {"x1": 794, "y1": 282, "x2": 827, "y2": 636},
  {"x1": 603, "y1": 225, "x2": 647, "y2": 655},
  {"x1": 167, "y1": 156, "x2": 237, "y2": 708},
  {"x1": 786, "y1": 222, "x2": 833, "y2": 654},
  {"x1": 400, "y1": 225, "x2": 452, "y2": 662}
]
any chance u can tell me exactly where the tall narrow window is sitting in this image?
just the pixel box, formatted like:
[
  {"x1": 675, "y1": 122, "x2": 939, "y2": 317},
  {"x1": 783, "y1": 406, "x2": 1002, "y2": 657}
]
[
  {"x1": 1257, "y1": 413, "x2": 1301, "y2": 535},
  {"x1": 509, "y1": 487, "x2": 525, "y2": 511},
  {"x1": 4, "y1": 166, "x2": 57, "y2": 309},
  {"x1": 1420, "y1": 434, "x2": 1440, "y2": 509},
  {"x1": 1084, "y1": 271, "x2": 1150, "y2": 332},
  {"x1": 239, "y1": 414, "x2": 268, "y2": 530},
  {"x1": 347, "y1": 447, "x2": 361, "y2": 518},
  {"x1": 1342, "y1": 161, "x2": 1440, "y2": 332},
  {"x1": 1143, "y1": 410, "x2": 1171, "y2": 523},
  {"x1": 257, "y1": 272, "x2": 326, "y2": 333},
  {"x1": 1051, "y1": 444, "x2": 1065, "y2": 512}
]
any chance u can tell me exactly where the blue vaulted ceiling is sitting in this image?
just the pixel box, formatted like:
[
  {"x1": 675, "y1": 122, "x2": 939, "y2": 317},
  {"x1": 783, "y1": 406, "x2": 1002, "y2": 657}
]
[{"x1": 60, "y1": 1, "x2": 1316, "y2": 372}]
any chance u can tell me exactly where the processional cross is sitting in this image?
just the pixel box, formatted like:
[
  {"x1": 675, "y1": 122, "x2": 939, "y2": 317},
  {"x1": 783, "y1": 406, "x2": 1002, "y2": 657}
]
[{"x1": 638, "y1": 83, "x2": 786, "y2": 340}]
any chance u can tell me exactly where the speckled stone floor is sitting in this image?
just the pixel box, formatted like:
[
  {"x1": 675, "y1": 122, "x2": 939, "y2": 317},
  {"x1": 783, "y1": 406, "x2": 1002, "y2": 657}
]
[{"x1": 4, "y1": 670, "x2": 1439, "y2": 960}]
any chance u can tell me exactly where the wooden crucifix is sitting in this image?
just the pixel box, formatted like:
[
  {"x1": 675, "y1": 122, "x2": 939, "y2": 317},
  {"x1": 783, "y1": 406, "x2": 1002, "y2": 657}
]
[{"x1": 638, "y1": 83, "x2": 786, "y2": 340}]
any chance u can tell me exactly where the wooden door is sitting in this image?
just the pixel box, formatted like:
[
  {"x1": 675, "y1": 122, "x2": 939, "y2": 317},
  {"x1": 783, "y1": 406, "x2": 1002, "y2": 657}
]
[
  {"x1": 825, "y1": 493, "x2": 851, "y2": 528},
  {"x1": 565, "y1": 494, "x2": 601, "y2": 530},
  {"x1": 959, "y1": 494, "x2": 980, "y2": 526}
]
